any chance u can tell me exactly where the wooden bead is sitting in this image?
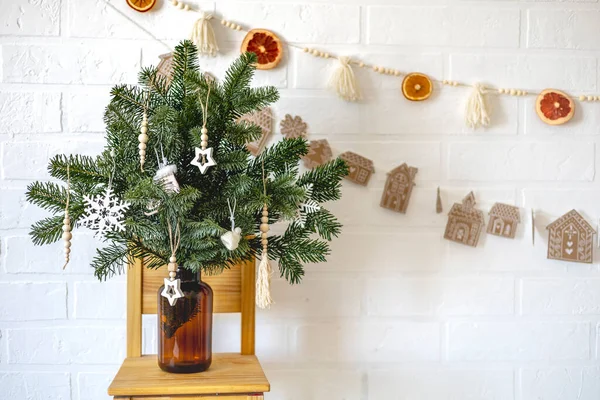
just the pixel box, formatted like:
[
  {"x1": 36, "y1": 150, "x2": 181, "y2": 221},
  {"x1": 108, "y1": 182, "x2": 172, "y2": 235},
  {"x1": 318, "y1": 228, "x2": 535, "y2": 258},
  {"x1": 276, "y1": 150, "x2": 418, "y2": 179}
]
[
  {"x1": 323, "y1": 53, "x2": 330, "y2": 59},
  {"x1": 522, "y1": 91, "x2": 528, "y2": 96},
  {"x1": 261, "y1": 238, "x2": 268, "y2": 246},
  {"x1": 358, "y1": 62, "x2": 365, "y2": 68},
  {"x1": 177, "y1": 2, "x2": 184, "y2": 9},
  {"x1": 261, "y1": 216, "x2": 268, "y2": 223},
  {"x1": 138, "y1": 133, "x2": 148, "y2": 143},
  {"x1": 65, "y1": 248, "x2": 71, "y2": 255},
  {"x1": 303, "y1": 47, "x2": 309, "y2": 53},
  {"x1": 236, "y1": 25, "x2": 242, "y2": 31},
  {"x1": 170, "y1": 256, "x2": 177, "y2": 263},
  {"x1": 140, "y1": 125, "x2": 148, "y2": 134},
  {"x1": 184, "y1": 4, "x2": 190, "y2": 11},
  {"x1": 394, "y1": 70, "x2": 400, "y2": 76},
  {"x1": 64, "y1": 241, "x2": 71, "y2": 249},
  {"x1": 221, "y1": 19, "x2": 227, "y2": 25},
  {"x1": 62, "y1": 225, "x2": 71, "y2": 232},
  {"x1": 171, "y1": 0, "x2": 178, "y2": 5},
  {"x1": 588, "y1": 95, "x2": 594, "y2": 102},
  {"x1": 260, "y1": 223, "x2": 269, "y2": 232},
  {"x1": 62, "y1": 231, "x2": 72, "y2": 241},
  {"x1": 139, "y1": 149, "x2": 145, "y2": 156},
  {"x1": 138, "y1": 142, "x2": 147, "y2": 150},
  {"x1": 261, "y1": 232, "x2": 267, "y2": 239}
]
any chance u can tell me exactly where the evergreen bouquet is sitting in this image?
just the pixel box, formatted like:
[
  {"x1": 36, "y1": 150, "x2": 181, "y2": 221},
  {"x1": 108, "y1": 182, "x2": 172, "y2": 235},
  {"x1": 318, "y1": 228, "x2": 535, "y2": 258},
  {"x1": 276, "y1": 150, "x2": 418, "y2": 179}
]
[{"x1": 25, "y1": 41, "x2": 347, "y2": 307}]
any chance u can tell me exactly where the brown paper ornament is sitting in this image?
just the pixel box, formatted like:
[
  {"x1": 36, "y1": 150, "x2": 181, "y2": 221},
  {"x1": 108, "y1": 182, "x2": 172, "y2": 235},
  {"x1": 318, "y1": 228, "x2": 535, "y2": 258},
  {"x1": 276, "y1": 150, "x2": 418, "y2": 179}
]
[
  {"x1": 303, "y1": 139, "x2": 332, "y2": 169},
  {"x1": 380, "y1": 163, "x2": 418, "y2": 213},
  {"x1": 436, "y1": 187, "x2": 443, "y2": 214},
  {"x1": 444, "y1": 192, "x2": 485, "y2": 247},
  {"x1": 280, "y1": 114, "x2": 307, "y2": 139},
  {"x1": 546, "y1": 209, "x2": 596, "y2": 264},
  {"x1": 156, "y1": 53, "x2": 174, "y2": 85},
  {"x1": 487, "y1": 203, "x2": 521, "y2": 239},
  {"x1": 339, "y1": 151, "x2": 375, "y2": 186},
  {"x1": 237, "y1": 107, "x2": 273, "y2": 156}
]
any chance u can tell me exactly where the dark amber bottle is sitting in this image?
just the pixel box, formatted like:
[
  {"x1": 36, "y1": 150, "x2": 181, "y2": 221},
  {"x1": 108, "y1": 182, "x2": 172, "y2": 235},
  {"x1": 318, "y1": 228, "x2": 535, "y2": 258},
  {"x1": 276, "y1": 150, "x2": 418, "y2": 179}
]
[{"x1": 157, "y1": 268, "x2": 213, "y2": 373}]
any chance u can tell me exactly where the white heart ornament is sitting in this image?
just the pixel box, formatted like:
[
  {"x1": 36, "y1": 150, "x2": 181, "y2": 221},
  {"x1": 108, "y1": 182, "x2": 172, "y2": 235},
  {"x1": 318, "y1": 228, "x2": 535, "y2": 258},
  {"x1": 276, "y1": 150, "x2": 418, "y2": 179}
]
[
  {"x1": 565, "y1": 248, "x2": 574, "y2": 255},
  {"x1": 567, "y1": 241, "x2": 574, "y2": 247},
  {"x1": 221, "y1": 227, "x2": 242, "y2": 251}
]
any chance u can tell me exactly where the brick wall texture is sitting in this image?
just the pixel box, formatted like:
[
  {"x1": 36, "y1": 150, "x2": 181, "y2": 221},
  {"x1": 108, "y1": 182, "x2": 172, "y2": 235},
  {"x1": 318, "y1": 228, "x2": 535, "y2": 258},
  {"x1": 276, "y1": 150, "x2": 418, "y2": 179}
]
[{"x1": 2, "y1": 0, "x2": 600, "y2": 399}]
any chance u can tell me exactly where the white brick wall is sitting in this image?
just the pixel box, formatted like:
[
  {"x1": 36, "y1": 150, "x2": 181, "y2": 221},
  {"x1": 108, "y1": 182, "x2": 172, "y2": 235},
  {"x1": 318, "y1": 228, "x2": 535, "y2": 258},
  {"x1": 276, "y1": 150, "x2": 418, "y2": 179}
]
[{"x1": 2, "y1": 0, "x2": 600, "y2": 399}]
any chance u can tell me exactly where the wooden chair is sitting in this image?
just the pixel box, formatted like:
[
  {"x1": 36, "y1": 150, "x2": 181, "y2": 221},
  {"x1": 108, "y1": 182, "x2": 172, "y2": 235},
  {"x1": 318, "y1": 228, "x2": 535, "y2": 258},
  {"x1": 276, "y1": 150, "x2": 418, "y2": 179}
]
[{"x1": 108, "y1": 258, "x2": 270, "y2": 399}]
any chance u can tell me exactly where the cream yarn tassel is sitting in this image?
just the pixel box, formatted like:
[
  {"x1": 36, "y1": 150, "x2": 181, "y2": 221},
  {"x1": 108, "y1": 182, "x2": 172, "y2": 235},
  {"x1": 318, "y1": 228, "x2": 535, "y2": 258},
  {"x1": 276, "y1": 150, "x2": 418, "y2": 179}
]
[
  {"x1": 329, "y1": 57, "x2": 361, "y2": 102},
  {"x1": 191, "y1": 12, "x2": 219, "y2": 56},
  {"x1": 465, "y1": 83, "x2": 491, "y2": 129},
  {"x1": 256, "y1": 204, "x2": 273, "y2": 309}
]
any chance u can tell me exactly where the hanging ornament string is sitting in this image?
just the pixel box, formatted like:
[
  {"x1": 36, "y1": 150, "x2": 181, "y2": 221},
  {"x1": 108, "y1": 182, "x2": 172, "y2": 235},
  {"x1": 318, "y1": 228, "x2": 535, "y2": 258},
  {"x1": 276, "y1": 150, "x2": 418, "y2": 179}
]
[
  {"x1": 62, "y1": 164, "x2": 72, "y2": 270},
  {"x1": 161, "y1": 219, "x2": 184, "y2": 306},
  {"x1": 256, "y1": 159, "x2": 273, "y2": 309},
  {"x1": 190, "y1": 80, "x2": 217, "y2": 174},
  {"x1": 220, "y1": 198, "x2": 242, "y2": 251}
]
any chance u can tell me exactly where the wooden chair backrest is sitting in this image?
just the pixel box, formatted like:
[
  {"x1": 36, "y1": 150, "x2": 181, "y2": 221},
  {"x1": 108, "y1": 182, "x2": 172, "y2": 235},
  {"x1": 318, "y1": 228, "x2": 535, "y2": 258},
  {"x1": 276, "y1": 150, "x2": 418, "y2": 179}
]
[{"x1": 127, "y1": 258, "x2": 256, "y2": 357}]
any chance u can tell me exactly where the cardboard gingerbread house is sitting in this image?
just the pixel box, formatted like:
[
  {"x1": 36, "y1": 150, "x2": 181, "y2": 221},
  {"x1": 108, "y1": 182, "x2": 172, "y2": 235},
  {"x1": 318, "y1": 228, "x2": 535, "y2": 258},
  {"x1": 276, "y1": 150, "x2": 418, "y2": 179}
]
[
  {"x1": 156, "y1": 53, "x2": 174, "y2": 85},
  {"x1": 444, "y1": 192, "x2": 485, "y2": 247},
  {"x1": 237, "y1": 107, "x2": 273, "y2": 156},
  {"x1": 339, "y1": 151, "x2": 374, "y2": 186},
  {"x1": 487, "y1": 203, "x2": 521, "y2": 239},
  {"x1": 380, "y1": 163, "x2": 418, "y2": 213},
  {"x1": 547, "y1": 209, "x2": 596, "y2": 264}
]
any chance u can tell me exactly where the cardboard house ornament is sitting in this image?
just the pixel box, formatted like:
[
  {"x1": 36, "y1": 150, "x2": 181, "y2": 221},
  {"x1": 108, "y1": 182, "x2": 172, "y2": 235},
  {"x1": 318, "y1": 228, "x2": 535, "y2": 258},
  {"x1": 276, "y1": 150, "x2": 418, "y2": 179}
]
[
  {"x1": 546, "y1": 209, "x2": 596, "y2": 264},
  {"x1": 487, "y1": 203, "x2": 521, "y2": 239},
  {"x1": 339, "y1": 151, "x2": 375, "y2": 186},
  {"x1": 380, "y1": 163, "x2": 418, "y2": 213},
  {"x1": 237, "y1": 107, "x2": 273, "y2": 156},
  {"x1": 156, "y1": 53, "x2": 174, "y2": 85},
  {"x1": 444, "y1": 192, "x2": 485, "y2": 247},
  {"x1": 303, "y1": 139, "x2": 332, "y2": 169}
]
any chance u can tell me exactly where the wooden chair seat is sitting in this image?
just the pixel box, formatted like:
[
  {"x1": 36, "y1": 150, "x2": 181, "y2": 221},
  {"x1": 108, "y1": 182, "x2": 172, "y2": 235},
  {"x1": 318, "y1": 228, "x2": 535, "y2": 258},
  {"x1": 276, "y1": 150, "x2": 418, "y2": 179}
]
[
  {"x1": 107, "y1": 259, "x2": 268, "y2": 400},
  {"x1": 108, "y1": 354, "x2": 269, "y2": 398}
]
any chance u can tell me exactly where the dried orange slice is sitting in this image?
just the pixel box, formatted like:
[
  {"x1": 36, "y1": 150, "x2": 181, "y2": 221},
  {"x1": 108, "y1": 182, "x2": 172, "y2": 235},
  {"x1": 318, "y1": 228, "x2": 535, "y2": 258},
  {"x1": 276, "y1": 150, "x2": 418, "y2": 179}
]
[
  {"x1": 536, "y1": 89, "x2": 575, "y2": 125},
  {"x1": 402, "y1": 73, "x2": 433, "y2": 101},
  {"x1": 241, "y1": 29, "x2": 283, "y2": 70},
  {"x1": 126, "y1": 0, "x2": 156, "y2": 12}
]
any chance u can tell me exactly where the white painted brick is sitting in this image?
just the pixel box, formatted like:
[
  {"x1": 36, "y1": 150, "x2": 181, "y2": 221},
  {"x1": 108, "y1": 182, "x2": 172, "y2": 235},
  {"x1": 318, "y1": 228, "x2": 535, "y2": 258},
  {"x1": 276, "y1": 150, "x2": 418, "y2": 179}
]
[
  {"x1": 448, "y1": 142, "x2": 595, "y2": 181},
  {"x1": 265, "y1": 369, "x2": 362, "y2": 400},
  {"x1": 448, "y1": 322, "x2": 590, "y2": 361},
  {"x1": 4, "y1": 234, "x2": 107, "y2": 275},
  {"x1": 0, "y1": 282, "x2": 66, "y2": 321},
  {"x1": 74, "y1": 281, "x2": 126, "y2": 319},
  {"x1": 520, "y1": 367, "x2": 600, "y2": 400},
  {"x1": 367, "y1": 6, "x2": 520, "y2": 47},
  {"x1": 521, "y1": 278, "x2": 600, "y2": 315},
  {"x1": 68, "y1": 0, "x2": 205, "y2": 40},
  {"x1": 0, "y1": 372, "x2": 70, "y2": 400},
  {"x1": 257, "y1": 278, "x2": 361, "y2": 318},
  {"x1": 318, "y1": 232, "x2": 446, "y2": 272},
  {"x1": 524, "y1": 97, "x2": 600, "y2": 136},
  {"x1": 217, "y1": 3, "x2": 360, "y2": 44},
  {"x1": 77, "y1": 372, "x2": 115, "y2": 400},
  {"x1": 528, "y1": 9, "x2": 600, "y2": 50},
  {"x1": 0, "y1": 92, "x2": 61, "y2": 134},
  {"x1": 522, "y1": 189, "x2": 600, "y2": 218},
  {"x1": 450, "y1": 54, "x2": 597, "y2": 91},
  {"x1": 2, "y1": 140, "x2": 104, "y2": 180},
  {"x1": 368, "y1": 369, "x2": 514, "y2": 400},
  {"x1": 275, "y1": 92, "x2": 519, "y2": 135},
  {"x1": 2, "y1": 44, "x2": 140, "y2": 84},
  {"x1": 7, "y1": 326, "x2": 126, "y2": 364},
  {"x1": 0, "y1": 188, "x2": 48, "y2": 230},
  {"x1": 0, "y1": 0, "x2": 60, "y2": 36},
  {"x1": 66, "y1": 90, "x2": 111, "y2": 133},
  {"x1": 293, "y1": 321, "x2": 440, "y2": 362},
  {"x1": 367, "y1": 277, "x2": 514, "y2": 316}
]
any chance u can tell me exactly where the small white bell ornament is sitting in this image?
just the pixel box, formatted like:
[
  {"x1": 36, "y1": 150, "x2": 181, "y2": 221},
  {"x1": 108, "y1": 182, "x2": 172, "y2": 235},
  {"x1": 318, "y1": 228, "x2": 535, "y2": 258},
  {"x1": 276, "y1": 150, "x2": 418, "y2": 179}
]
[{"x1": 220, "y1": 198, "x2": 242, "y2": 251}]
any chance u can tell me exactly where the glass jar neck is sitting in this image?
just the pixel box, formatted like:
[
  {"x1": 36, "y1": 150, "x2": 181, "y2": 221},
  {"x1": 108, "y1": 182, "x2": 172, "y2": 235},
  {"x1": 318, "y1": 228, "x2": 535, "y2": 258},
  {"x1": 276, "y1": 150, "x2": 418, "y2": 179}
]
[{"x1": 176, "y1": 267, "x2": 200, "y2": 282}]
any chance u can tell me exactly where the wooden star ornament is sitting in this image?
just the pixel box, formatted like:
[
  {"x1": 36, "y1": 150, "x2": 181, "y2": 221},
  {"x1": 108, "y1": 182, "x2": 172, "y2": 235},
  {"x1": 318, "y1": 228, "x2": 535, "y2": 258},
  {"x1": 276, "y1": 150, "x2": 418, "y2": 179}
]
[
  {"x1": 190, "y1": 147, "x2": 216, "y2": 174},
  {"x1": 161, "y1": 278, "x2": 184, "y2": 306}
]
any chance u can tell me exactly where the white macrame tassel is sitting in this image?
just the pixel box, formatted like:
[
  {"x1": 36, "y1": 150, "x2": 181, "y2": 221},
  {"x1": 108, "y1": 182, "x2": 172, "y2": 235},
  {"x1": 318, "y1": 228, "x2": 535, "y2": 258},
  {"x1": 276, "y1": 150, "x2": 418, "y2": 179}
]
[
  {"x1": 191, "y1": 12, "x2": 218, "y2": 56},
  {"x1": 256, "y1": 204, "x2": 273, "y2": 309},
  {"x1": 329, "y1": 57, "x2": 361, "y2": 102},
  {"x1": 465, "y1": 83, "x2": 490, "y2": 129}
]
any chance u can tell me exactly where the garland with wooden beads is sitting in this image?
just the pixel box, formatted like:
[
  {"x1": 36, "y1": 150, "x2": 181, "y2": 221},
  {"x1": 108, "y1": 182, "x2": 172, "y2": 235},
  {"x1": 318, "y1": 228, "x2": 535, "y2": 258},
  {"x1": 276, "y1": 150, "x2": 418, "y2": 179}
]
[{"x1": 139, "y1": 107, "x2": 149, "y2": 171}]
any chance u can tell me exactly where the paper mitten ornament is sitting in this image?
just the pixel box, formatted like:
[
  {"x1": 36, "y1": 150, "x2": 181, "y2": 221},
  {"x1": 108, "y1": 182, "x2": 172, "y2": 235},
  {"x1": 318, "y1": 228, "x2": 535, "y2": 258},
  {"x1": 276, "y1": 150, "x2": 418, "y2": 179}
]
[{"x1": 154, "y1": 163, "x2": 180, "y2": 193}]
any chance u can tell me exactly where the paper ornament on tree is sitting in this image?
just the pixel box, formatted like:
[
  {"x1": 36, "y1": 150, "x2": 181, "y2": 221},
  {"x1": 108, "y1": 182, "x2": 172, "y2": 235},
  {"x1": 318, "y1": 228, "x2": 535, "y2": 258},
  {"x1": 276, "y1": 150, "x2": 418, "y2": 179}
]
[
  {"x1": 339, "y1": 151, "x2": 375, "y2": 186},
  {"x1": 81, "y1": 187, "x2": 130, "y2": 238},
  {"x1": 380, "y1": 163, "x2": 418, "y2": 213},
  {"x1": 546, "y1": 209, "x2": 596, "y2": 264},
  {"x1": 156, "y1": 53, "x2": 174, "y2": 85},
  {"x1": 444, "y1": 192, "x2": 485, "y2": 247},
  {"x1": 237, "y1": 107, "x2": 273, "y2": 156},
  {"x1": 303, "y1": 139, "x2": 332, "y2": 169},
  {"x1": 487, "y1": 203, "x2": 520, "y2": 239},
  {"x1": 280, "y1": 114, "x2": 307, "y2": 139}
]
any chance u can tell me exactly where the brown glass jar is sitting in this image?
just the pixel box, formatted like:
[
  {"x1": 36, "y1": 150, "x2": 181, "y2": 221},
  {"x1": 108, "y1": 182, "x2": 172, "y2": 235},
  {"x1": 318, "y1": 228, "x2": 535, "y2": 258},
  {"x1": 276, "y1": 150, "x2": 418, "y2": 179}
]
[{"x1": 157, "y1": 268, "x2": 213, "y2": 373}]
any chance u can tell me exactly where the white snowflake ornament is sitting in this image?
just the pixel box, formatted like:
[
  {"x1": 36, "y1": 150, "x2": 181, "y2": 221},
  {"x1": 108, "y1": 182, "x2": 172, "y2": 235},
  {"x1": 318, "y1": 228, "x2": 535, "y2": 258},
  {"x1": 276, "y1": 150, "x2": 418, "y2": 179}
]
[{"x1": 81, "y1": 187, "x2": 130, "y2": 238}]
